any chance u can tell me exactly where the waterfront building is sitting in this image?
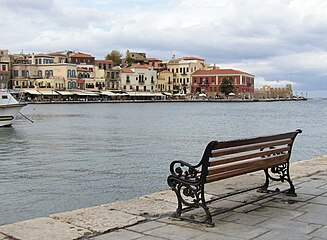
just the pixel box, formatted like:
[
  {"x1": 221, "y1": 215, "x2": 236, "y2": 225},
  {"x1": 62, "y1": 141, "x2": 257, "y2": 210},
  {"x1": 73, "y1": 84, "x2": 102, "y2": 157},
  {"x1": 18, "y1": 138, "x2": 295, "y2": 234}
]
[
  {"x1": 120, "y1": 64, "x2": 157, "y2": 92},
  {"x1": 157, "y1": 70, "x2": 173, "y2": 93},
  {"x1": 106, "y1": 66, "x2": 121, "y2": 90},
  {"x1": 166, "y1": 56, "x2": 207, "y2": 94},
  {"x1": 191, "y1": 69, "x2": 255, "y2": 98},
  {"x1": 11, "y1": 53, "x2": 78, "y2": 93},
  {"x1": 0, "y1": 50, "x2": 10, "y2": 89},
  {"x1": 254, "y1": 84, "x2": 293, "y2": 99},
  {"x1": 95, "y1": 60, "x2": 113, "y2": 91},
  {"x1": 48, "y1": 52, "x2": 68, "y2": 63},
  {"x1": 147, "y1": 58, "x2": 166, "y2": 71},
  {"x1": 68, "y1": 52, "x2": 97, "y2": 91}
]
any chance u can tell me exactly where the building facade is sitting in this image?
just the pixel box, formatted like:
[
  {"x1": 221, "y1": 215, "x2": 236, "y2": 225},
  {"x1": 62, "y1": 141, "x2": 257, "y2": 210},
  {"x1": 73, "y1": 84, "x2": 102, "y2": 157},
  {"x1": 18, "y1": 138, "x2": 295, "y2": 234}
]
[
  {"x1": 166, "y1": 57, "x2": 207, "y2": 94},
  {"x1": 191, "y1": 69, "x2": 255, "y2": 98},
  {"x1": 120, "y1": 65, "x2": 157, "y2": 92},
  {"x1": 0, "y1": 50, "x2": 10, "y2": 89},
  {"x1": 157, "y1": 70, "x2": 173, "y2": 93}
]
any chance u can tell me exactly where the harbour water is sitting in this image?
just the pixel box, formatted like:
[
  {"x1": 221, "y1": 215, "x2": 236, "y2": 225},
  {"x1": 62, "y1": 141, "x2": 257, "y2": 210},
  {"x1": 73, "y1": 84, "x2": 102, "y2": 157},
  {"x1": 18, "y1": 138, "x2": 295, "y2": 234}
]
[{"x1": 0, "y1": 99, "x2": 326, "y2": 225}]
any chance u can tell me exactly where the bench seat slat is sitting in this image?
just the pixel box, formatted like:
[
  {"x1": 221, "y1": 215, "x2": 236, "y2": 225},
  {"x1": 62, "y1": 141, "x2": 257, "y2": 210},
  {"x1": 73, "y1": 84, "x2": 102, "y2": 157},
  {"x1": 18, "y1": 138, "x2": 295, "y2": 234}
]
[
  {"x1": 207, "y1": 154, "x2": 288, "y2": 179},
  {"x1": 212, "y1": 132, "x2": 298, "y2": 150},
  {"x1": 211, "y1": 139, "x2": 292, "y2": 158},
  {"x1": 209, "y1": 146, "x2": 290, "y2": 166}
]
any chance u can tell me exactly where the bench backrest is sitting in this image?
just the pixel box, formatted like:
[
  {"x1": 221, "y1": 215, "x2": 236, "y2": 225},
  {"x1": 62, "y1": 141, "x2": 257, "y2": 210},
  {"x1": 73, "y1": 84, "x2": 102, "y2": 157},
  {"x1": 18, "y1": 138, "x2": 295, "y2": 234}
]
[{"x1": 199, "y1": 130, "x2": 302, "y2": 183}]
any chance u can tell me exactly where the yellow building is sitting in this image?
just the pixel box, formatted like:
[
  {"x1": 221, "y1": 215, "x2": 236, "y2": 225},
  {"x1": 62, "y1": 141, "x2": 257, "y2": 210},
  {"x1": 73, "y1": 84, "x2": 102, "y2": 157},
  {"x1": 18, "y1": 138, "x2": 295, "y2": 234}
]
[
  {"x1": 254, "y1": 84, "x2": 293, "y2": 99},
  {"x1": 157, "y1": 70, "x2": 173, "y2": 93},
  {"x1": 11, "y1": 53, "x2": 78, "y2": 91},
  {"x1": 166, "y1": 56, "x2": 207, "y2": 94}
]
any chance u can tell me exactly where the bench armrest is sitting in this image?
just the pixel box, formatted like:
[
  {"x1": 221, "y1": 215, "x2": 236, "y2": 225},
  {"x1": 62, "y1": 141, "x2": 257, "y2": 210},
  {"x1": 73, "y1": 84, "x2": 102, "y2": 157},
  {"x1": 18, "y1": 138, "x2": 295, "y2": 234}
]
[{"x1": 168, "y1": 160, "x2": 202, "y2": 185}]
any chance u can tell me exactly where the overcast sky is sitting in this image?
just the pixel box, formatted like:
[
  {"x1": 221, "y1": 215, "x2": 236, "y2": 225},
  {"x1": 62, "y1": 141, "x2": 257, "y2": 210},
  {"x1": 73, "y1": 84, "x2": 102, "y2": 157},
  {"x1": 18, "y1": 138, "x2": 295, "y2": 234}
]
[{"x1": 1, "y1": 0, "x2": 326, "y2": 97}]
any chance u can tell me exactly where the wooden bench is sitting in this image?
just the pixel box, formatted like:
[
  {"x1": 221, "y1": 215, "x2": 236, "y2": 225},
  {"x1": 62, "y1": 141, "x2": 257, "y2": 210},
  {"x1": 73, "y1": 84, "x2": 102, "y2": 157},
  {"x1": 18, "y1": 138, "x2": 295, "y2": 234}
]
[{"x1": 167, "y1": 130, "x2": 302, "y2": 225}]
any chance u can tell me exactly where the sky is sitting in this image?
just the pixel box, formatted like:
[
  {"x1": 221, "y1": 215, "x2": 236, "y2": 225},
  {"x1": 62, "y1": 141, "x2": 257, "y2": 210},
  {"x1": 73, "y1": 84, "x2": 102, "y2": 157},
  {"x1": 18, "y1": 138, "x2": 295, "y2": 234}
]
[{"x1": 1, "y1": 0, "x2": 327, "y2": 97}]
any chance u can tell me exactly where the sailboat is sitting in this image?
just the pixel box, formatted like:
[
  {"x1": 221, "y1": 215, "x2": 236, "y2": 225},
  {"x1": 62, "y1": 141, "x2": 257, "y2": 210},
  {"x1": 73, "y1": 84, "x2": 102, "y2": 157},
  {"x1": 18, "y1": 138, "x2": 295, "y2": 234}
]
[{"x1": 0, "y1": 90, "x2": 27, "y2": 127}]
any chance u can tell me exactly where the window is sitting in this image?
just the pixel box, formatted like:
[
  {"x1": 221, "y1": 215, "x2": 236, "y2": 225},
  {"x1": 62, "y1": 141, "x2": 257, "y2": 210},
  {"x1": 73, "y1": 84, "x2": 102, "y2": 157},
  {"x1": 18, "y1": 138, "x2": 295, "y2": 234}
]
[
  {"x1": 13, "y1": 70, "x2": 19, "y2": 77},
  {"x1": 38, "y1": 70, "x2": 42, "y2": 77},
  {"x1": 200, "y1": 78, "x2": 203, "y2": 84},
  {"x1": 126, "y1": 76, "x2": 130, "y2": 83},
  {"x1": 176, "y1": 68, "x2": 178, "y2": 73},
  {"x1": 72, "y1": 70, "x2": 76, "y2": 77},
  {"x1": 212, "y1": 77, "x2": 215, "y2": 83},
  {"x1": 151, "y1": 76, "x2": 154, "y2": 83},
  {"x1": 22, "y1": 70, "x2": 26, "y2": 77},
  {"x1": 45, "y1": 70, "x2": 49, "y2": 77},
  {"x1": 193, "y1": 77, "x2": 197, "y2": 84},
  {"x1": 206, "y1": 77, "x2": 209, "y2": 84},
  {"x1": 67, "y1": 70, "x2": 71, "y2": 77},
  {"x1": 49, "y1": 70, "x2": 53, "y2": 77},
  {"x1": 2, "y1": 95, "x2": 8, "y2": 99}
]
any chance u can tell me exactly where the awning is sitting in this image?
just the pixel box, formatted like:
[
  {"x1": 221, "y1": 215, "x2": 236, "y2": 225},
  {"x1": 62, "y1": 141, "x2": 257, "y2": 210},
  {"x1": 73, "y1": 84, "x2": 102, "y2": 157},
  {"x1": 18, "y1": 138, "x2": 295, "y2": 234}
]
[
  {"x1": 56, "y1": 91, "x2": 75, "y2": 96},
  {"x1": 22, "y1": 89, "x2": 42, "y2": 95},
  {"x1": 72, "y1": 91, "x2": 99, "y2": 96},
  {"x1": 38, "y1": 90, "x2": 59, "y2": 96},
  {"x1": 162, "y1": 92, "x2": 172, "y2": 96},
  {"x1": 127, "y1": 92, "x2": 163, "y2": 97},
  {"x1": 100, "y1": 91, "x2": 116, "y2": 96}
]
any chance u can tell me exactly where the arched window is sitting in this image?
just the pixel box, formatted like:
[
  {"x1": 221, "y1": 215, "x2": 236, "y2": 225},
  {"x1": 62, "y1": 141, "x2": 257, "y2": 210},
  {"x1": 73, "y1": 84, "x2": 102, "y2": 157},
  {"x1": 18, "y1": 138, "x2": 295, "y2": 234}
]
[
  {"x1": 68, "y1": 81, "x2": 72, "y2": 89},
  {"x1": 38, "y1": 70, "x2": 42, "y2": 77},
  {"x1": 45, "y1": 70, "x2": 49, "y2": 77},
  {"x1": 26, "y1": 71, "x2": 29, "y2": 77},
  {"x1": 49, "y1": 70, "x2": 53, "y2": 77},
  {"x1": 67, "y1": 70, "x2": 71, "y2": 78},
  {"x1": 72, "y1": 70, "x2": 76, "y2": 77},
  {"x1": 126, "y1": 76, "x2": 130, "y2": 83}
]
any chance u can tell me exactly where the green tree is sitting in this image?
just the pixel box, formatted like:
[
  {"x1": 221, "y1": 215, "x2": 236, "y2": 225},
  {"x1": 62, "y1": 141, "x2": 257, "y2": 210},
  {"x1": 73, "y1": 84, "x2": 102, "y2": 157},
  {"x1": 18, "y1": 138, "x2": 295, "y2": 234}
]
[
  {"x1": 219, "y1": 77, "x2": 235, "y2": 98},
  {"x1": 105, "y1": 50, "x2": 122, "y2": 66}
]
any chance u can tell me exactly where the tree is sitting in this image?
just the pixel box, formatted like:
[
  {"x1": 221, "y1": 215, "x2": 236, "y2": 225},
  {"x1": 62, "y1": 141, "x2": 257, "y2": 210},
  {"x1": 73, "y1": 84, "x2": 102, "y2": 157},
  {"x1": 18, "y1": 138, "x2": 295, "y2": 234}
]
[
  {"x1": 105, "y1": 50, "x2": 122, "y2": 66},
  {"x1": 219, "y1": 77, "x2": 235, "y2": 98}
]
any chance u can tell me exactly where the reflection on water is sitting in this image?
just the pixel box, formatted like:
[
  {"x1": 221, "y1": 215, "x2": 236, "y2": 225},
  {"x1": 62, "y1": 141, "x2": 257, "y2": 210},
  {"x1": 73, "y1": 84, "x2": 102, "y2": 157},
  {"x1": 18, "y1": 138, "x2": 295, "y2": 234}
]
[{"x1": 0, "y1": 100, "x2": 326, "y2": 225}]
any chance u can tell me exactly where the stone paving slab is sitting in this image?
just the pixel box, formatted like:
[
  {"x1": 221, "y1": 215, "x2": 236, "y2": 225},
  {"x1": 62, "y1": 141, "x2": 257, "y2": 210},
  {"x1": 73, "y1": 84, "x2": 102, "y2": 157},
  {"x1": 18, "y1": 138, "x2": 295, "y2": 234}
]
[
  {"x1": 51, "y1": 207, "x2": 145, "y2": 234},
  {"x1": 310, "y1": 226, "x2": 327, "y2": 239},
  {"x1": 0, "y1": 217, "x2": 91, "y2": 240},
  {"x1": 252, "y1": 228, "x2": 312, "y2": 240},
  {"x1": 207, "y1": 220, "x2": 269, "y2": 239},
  {"x1": 143, "y1": 224, "x2": 204, "y2": 240},
  {"x1": 101, "y1": 196, "x2": 176, "y2": 218},
  {"x1": 257, "y1": 217, "x2": 321, "y2": 234},
  {"x1": 294, "y1": 212, "x2": 327, "y2": 225}
]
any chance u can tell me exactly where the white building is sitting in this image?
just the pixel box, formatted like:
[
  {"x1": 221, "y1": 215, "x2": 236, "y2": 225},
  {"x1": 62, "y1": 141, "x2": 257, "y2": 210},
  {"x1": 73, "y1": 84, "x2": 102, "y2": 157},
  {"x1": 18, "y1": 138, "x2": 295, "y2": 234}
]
[{"x1": 120, "y1": 64, "x2": 157, "y2": 92}]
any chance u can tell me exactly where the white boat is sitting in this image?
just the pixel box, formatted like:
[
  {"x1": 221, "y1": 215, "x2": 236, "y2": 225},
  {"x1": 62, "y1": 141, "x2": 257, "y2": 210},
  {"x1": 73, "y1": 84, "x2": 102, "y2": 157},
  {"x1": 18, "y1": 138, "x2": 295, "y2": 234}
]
[{"x1": 0, "y1": 90, "x2": 27, "y2": 127}]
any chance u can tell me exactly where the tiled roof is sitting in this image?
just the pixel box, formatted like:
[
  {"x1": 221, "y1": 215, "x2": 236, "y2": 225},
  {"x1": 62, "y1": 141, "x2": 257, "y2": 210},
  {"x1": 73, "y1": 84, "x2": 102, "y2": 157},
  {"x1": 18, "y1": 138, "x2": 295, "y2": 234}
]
[
  {"x1": 129, "y1": 64, "x2": 150, "y2": 69},
  {"x1": 34, "y1": 53, "x2": 54, "y2": 58},
  {"x1": 160, "y1": 70, "x2": 173, "y2": 74},
  {"x1": 71, "y1": 52, "x2": 94, "y2": 58},
  {"x1": 147, "y1": 58, "x2": 161, "y2": 61},
  {"x1": 193, "y1": 69, "x2": 255, "y2": 76},
  {"x1": 121, "y1": 68, "x2": 134, "y2": 73},
  {"x1": 77, "y1": 67, "x2": 91, "y2": 72},
  {"x1": 48, "y1": 52, "x2": 66, "y2": 57},
  {"x1": 95, "y1": 60, "x2": 113, "y2": 63},
  {"x1": 182, "y1": 56, "x2": 205, "y2": 61}
]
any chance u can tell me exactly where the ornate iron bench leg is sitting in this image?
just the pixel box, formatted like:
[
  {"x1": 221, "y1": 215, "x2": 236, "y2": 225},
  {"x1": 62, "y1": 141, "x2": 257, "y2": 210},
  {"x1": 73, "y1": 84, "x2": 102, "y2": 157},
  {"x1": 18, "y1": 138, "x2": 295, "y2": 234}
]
[{"x1": 257, "y1": 169, "x2": 270, "y2": 193}]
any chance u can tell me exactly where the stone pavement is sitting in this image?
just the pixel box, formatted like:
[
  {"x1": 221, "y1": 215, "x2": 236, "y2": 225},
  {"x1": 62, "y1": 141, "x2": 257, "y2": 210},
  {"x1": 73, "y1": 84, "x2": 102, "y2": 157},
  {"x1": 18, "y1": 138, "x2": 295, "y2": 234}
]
[{"x1": 0, "y1": 156, "x2": 326, "y2": 240}]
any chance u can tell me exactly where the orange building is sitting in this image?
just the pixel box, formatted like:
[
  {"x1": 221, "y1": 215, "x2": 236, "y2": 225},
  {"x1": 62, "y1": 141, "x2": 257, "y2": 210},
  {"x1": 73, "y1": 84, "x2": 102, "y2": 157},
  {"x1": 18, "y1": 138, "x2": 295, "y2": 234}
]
[{"x1": 191, "y1": 69, "x2": 255, "y2": 98}]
